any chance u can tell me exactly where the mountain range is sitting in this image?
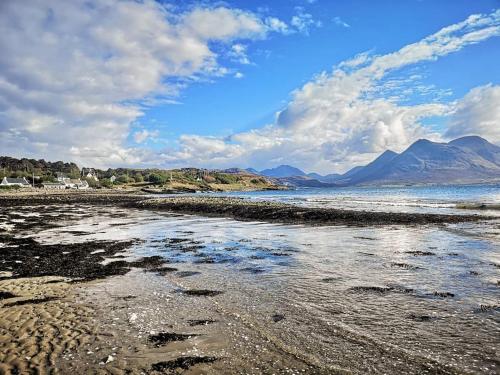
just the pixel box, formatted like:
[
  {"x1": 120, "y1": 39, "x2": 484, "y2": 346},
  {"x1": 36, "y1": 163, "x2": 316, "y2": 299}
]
[{"x1": 249, "y1": 136, "x2": 500, "y2": 186}]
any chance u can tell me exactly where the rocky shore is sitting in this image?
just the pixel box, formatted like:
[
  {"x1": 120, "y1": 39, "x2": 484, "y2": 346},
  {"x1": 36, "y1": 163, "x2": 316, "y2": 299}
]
[{"x1": 0, "y1": 191, "x2": 490, "y2": 226}]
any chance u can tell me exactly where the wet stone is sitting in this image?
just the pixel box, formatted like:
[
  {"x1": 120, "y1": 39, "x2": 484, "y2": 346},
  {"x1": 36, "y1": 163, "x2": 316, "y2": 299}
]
[{"x1": 271, "y1": 314, "x2": 285, "y2": 322}]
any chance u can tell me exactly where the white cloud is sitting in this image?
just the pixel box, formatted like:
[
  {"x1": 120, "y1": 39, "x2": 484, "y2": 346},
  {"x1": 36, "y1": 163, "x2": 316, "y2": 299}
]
[
  {"x1": 167, "y1": 9, "x2": 500, "y2": 173},
  {"x1": 234, "y1": 72, "x2": 245, "y2": 79},
  {"x1": 133, "y1": 129, "x2": 159, "y2": 144},
  {"x1": 229, "y1": 44, "x2": 251, "y2": 64},
  {"x1": 265, "y1": 17, "x2": 290, "y2": 34},
  {"x1": 445, "y1": 84, "x2": 500, "y2": 143},
  {"x1": 333, "y1": 17, "x2": 350, "y2": 28},
  {"x1": 0, "y1": 0, "x2": 287, "y2": 167},
  {"x1": 291, "y1": 7, "x2": 322, "y2": 35}
]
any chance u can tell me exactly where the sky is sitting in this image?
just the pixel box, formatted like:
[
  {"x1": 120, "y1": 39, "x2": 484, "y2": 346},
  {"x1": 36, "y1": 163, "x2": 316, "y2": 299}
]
[{"x1": 0, "y1": 0, "x2": 499, "y2": 174}]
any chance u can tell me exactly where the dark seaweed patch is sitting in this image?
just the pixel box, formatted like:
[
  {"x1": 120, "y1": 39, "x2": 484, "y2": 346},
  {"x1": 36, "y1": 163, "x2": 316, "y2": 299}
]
[
  {"x1": 240, "y1": 267, "x2": 266, "y2": 274},
  {"x1": 151, "y1": 356, "x2": 217, "y2": 372},
  {"x1": 271, "y1": 252, "x2": 290, "y2": 257},
  {"x1": 129, "y1": 256, "x2": 167, "y2": 269},
  {"x1": 431, "y1": 291, "x2": 455, "y2": 298},
  {"x1": 390, "y1": 262, "x2": 421, "y2": 270},
  {"x1": 187, "y1": 319, "x2": 216, "y2": 326},
  {"x1": 407, "y1": 313, "x2": 434, "y2": 322},
  {"x1": 322, "y1": 277, "x2": 342, "y2": 283},
  {"x1": 474, "y1": 305, "x2": 500, "y2": 313},
  {"x1": 182, "y1": 289, "x2": 223, "y2": 297},
  {"x1": 0, "y1": 234, "x2": 135, "y2": 281},
  {"x1": 3, "y1": 297, "x2": 58, "y2": 307},
  {"x1": 148, "y1": 332, "x2": 196, "y2": 347},
  {"x1": 146, "y1": 266, "x2": 179, "y2": 275},
  {"x1": 176, "y1": 271, "x2": 200, "y2": 278},
  {"x1": 406, "y1": 251, "x2": 435, "y2": 256},
  {"x1": 350, "y1": 286, "x2": 393, "y2": 294},
  {"x1": 0, "y1": 291, "x2": 16, "y2": 300}
]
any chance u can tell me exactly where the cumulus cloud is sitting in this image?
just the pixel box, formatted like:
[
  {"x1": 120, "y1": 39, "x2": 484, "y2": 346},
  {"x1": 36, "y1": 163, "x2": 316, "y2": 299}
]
[
  {"x1": 168, "y1": 9, "x2": 500, "y2": 173},
  {"x1": 0, "y1": 0, "x2": 287, "y2": 167},
  {"x1": 446, "y1": 84, "x2": 500, "y2": 142}
]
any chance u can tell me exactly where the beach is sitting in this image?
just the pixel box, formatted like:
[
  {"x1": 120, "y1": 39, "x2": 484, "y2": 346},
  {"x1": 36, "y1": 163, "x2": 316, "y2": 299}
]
[{"x1": 0, "y1": 190, "x2": 499, "y2": 374}]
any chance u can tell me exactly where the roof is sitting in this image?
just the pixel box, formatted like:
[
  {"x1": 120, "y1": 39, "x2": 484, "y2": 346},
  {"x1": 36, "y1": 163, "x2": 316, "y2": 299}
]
[{"x1": 4, "y1": 177, "x2": 29, "y2": 185}]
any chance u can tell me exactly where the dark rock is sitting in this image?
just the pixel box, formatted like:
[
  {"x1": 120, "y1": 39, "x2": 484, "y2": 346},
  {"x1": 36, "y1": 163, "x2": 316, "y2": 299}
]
[{"x1": 271, "y1": 314, "x2": 285, "y2": 322}]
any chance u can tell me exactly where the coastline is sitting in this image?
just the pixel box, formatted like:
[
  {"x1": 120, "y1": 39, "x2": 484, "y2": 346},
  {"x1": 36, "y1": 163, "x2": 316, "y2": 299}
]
[{"x1": 0, "y1": 191, "x2": 491, "y2": 226}]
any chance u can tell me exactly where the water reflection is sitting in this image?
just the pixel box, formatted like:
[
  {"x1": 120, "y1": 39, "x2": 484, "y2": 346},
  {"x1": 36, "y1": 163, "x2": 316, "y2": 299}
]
[{"x1": 31, "y1": 205, "x2": 500, "y2": 374}]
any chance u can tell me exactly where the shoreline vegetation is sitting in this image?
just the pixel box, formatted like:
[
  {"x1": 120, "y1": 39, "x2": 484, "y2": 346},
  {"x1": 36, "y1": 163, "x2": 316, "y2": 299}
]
[{"x1": 0, "y1": 190, "x2": 492, "y2": 226}]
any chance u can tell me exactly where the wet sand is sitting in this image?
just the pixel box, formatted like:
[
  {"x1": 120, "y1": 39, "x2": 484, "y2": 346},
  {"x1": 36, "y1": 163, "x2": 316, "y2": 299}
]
[{"x1": 0, "y1": 193, "x2": 498, "y2": 374}]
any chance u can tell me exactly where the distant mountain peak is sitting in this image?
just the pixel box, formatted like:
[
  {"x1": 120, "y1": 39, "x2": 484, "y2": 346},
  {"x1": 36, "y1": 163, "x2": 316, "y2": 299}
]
[{"x1": 260, "y1": 165, "x2": 306, "y2": 178}]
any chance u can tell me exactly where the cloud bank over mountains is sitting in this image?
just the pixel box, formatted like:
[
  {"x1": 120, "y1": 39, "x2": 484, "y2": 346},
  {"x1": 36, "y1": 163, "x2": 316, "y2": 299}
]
[{"x1": 0, "y1": 1, "x2": 498, "y2": 173}]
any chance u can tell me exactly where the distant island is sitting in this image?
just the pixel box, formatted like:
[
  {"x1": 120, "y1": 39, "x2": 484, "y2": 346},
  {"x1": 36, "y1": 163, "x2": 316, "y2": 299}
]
[{"x1": 1, "y1": 136, "x2": 499, "y2": 192}]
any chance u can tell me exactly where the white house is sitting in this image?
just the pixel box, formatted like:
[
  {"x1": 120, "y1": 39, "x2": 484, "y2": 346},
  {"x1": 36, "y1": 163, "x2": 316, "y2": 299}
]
[
  {"x1": 55, "y1": 173, "x2": 89, "y2": 189},
  {"x1": 1, "y1": 177, "x2": 31, "y2": 187},
  {"x1": 82, "y1": 168, "x2": 99, "y2": 181},
  {"x1": 42, "y1": 182, "x2": 66, "y2": 190},
  {"x1": 110, "y1": 175, "x2": 116, "y2": 183}
]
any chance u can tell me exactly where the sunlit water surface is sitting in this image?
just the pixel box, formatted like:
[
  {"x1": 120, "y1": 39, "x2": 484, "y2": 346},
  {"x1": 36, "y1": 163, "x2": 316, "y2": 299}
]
[{"x1": 29, "y1": 192, "x2": 499, "y2": 374}]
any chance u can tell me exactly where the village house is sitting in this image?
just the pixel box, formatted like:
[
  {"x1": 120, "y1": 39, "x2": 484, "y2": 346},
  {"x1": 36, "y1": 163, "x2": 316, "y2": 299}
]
[
  {"x1": 54, "y1": 174, "x2": 89, "y2": 189},
  {"x1": 0, "y1": 177, "x2": 31, "y2": 187},
  {"x1": 42, "y1": 181, "x2": 66, "y2": 190},
  {"x1": 82, "y1": 168, "x2": 99, "y2": 181}
]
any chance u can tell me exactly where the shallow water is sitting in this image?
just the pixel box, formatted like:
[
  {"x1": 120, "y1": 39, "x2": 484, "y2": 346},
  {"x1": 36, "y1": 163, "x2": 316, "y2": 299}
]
[
  {"x1": 26, "y1": 202, "x2": 500, "y2": 374},
  {"x1": 216, "y1": 184, "x2": 500, "y2": 216}
]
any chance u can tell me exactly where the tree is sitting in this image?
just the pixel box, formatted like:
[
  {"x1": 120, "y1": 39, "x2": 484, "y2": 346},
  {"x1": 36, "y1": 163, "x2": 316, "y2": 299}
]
[
  {"x1": 100, "y1": 178, "x2": 113, "y2": 188},
  {"x1": 149, "y1": 173, "x2": 167, "y2": 185},
  {"x1": 117, "y1": 175, "x2": 131, "y2": 184},
  {"x1": 133, "y1": 173, "x2": 144, "y2": 183}
]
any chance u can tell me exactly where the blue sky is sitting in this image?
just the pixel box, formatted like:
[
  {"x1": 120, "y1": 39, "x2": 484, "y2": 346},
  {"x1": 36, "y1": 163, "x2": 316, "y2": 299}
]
[
  {"x1": 135, "y1": 0, "x2": 500, "y2": 148},
  {"x1": 1, "y1": 0, "x2": 499, "y2": 172}
]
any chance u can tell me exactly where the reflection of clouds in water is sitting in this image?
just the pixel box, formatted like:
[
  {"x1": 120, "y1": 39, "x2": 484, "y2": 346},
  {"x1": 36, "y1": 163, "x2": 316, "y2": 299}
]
[{"x1": 31, "y1": 206, "x2": 499, "y2": 307}]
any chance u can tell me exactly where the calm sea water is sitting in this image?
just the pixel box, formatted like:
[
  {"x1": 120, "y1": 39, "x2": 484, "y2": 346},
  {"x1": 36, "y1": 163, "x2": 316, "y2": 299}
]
[{"x1": 216, "y1": 184, "x2": 500, "y2": 215}]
